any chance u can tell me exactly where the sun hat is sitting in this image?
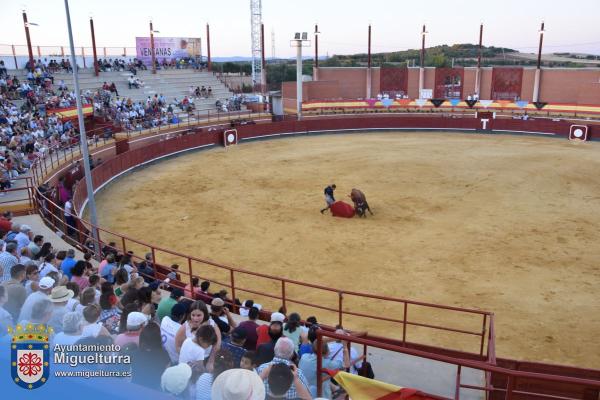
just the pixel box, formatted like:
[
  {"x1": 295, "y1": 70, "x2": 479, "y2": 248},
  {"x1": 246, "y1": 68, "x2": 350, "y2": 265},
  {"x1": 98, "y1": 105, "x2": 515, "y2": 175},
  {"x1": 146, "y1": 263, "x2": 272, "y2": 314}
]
[
  {"x1": 211, "y1": 369, "x2": 265, "y2": 400},
  {"x1": 161, "y1": 363, "x2": 192, "y2": 395},
  {"x1": 39, "y1": 276, "x2": 55, "y2": 290},
  {"x1": 126, "y1": 311, "x2": 148, "y2": 330},
  {"x1": 50, "y1": 285, "x2": 74, "y2": 302},
  {"x1": 211, "y1": 297, "x2": 225, "y2": 307},
  {"x1": 270, "y1": 312, "x2": 285, "y2": 323}
]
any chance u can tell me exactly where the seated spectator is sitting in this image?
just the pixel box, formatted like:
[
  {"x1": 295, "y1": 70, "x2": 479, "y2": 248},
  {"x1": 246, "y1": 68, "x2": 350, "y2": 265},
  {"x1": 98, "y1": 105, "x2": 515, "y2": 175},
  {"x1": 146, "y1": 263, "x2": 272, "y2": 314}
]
[
  {"x1": 260, "y1": 363, "x2": 312, "y2": 400},
  {"x1": 14, "y1": 224, "x2": 32, "y2": 251},
  {"x1": 222, "y1": 327, "x2": 248, "y2": 368},
  {"x1": 209, "y1": 297, "x2": 237, "y2": 336},
  {"x1": 257, "y1": 338, "x2": 310, "y2": 399},
  {"x1": 210, "y1": 368, "x2": 265, "y2": 400},
  {"x1": 53, "y1": 312, "x2": 83, "y2": 345},
  {"x1": 48, "y1": 285, "x2": 75, "y2": 332},
  {"x1": 136, "y1": 252, "x2": 155, "y2": 282},
  {"x1": 99, "y1": 292, "x2": 121, "y2": 334},
  {"x1": 240, "y1": 350, "x2": 259, "y2": 371},
  {"x1": 1, "y1": 264, "x2": 26, "y2": 321},
  {"x1": 0, "y1": 286, "x2": 13, "y2": 330},
  {"x1": 238, "y1": 306, "x2": 260, "y2": 350},
  {"x1": 81, "y1": 304, "x2": 111, "y2": 338},
  {"x1": 174, "y1": 300, "x2": 219, "y2": 355},
  {"x1": 195, "y1": 350, "x2": 236, "y2": 400},
  {"x1": 70, "y1": 260, "x2": 89, "y2": 291},
  {"x1": 115, "y1": 311, "x2": 148, "y2": 347},
  {"x1": 327, "y1": 328, "x2": 365, "y2": 375},
  {"x1": 299, "y1": 339, "x2": 349, "y2": 398},
  {"x1": 61, "y1": 248, "x2": 76, "y2": 280},
  {"x1": 131, "y1": 322, "x2": 171, "y2": 391},
  {"x1": 257, "y1": 312, "x2": 285, "y2": 348},
  {"x1": 100, "y1": 253, "x2": 117, "y2": 283},
  {"x1": 184, "y1": 276, "x2": 202, "y2": 299},
  {"x1": 239, "y1": 299, "x2": 262, "y2": 318},
  {"x1": 24, "y1": 264, "x2": 40, "y2": 295},
  {"x1": 18, "y1": 276, "x2": 54, "y2": 322},
  {"x1": 20, "y1": 298, "x2": 53, "y2": 328},
  {"x1": 0, "y1": 241, "x2": 19, "y2": 282},
  {"x1": 256, "y1": 321, "x2": 284, "y2": 365}
]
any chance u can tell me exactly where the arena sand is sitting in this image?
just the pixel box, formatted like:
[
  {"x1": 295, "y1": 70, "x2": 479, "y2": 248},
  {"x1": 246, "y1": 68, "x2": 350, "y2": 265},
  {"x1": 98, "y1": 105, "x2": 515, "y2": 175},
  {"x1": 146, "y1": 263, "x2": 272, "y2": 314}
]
[{"x1": 92, "y1": 132, "x2": 600, "y2": 368}]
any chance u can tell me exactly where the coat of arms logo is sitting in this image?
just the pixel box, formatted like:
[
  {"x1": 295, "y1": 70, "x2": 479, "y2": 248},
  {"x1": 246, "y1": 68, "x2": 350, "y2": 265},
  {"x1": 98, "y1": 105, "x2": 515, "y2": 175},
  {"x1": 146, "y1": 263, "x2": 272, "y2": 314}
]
[{"x1": 8, "y1": 324, "x2": 52, "y2": 390}]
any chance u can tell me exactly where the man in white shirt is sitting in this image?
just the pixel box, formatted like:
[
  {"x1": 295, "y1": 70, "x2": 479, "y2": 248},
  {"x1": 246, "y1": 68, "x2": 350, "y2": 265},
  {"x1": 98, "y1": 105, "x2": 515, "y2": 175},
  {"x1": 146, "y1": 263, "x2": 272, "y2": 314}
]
[{"x1": 18, "y1": 276, "x2": 54, "y2": 323}]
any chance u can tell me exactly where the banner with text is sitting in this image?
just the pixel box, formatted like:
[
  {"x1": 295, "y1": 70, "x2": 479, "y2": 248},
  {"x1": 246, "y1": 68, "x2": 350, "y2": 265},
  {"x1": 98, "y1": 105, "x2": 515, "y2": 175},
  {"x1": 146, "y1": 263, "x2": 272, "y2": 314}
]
[{"x1": 135, "y1": 37, "x2": 201, "y2": 65}]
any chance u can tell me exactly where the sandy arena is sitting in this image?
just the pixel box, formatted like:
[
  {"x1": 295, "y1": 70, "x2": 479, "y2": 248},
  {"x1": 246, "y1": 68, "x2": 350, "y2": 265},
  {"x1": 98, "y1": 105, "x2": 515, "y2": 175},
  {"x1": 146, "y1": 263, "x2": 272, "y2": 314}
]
[{"x1": 91, "y1": 132, "x2": 600, "y2": 368}]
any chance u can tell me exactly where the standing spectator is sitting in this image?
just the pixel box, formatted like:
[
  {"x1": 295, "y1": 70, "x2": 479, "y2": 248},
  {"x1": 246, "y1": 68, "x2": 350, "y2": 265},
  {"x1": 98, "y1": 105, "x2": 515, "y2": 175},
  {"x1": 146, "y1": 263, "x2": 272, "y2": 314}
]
[
  {"x1": 161, "y1": 302, "x2": 187, "y2": 363},
  {"x1": 0, "y1": 242, "x2": 18, "y2": 282},
  {"x1": 61, "y1": 248, "x2": 77, "y2": 280},
  {"x1": 1, "y1": 264, "x2": 27, "y2": 321},
  {"x1": 238, "y1": 306, "x2": 260, "y2": 350},
  {"x1": 256, "y1": 338, "x2": 310, "y2": 399},
  {"x1": 221, "y1": 327, "x2": 248, "y2": 368},
  {"x1": 131, "y1": 321, "x2": 171, "y2": 390},
  {"x1": 157, "y1": 287, "x2": 183, "y2": 322},
  {"x1": 64, "y1": 196, "x2": 76, "y2": 236}
]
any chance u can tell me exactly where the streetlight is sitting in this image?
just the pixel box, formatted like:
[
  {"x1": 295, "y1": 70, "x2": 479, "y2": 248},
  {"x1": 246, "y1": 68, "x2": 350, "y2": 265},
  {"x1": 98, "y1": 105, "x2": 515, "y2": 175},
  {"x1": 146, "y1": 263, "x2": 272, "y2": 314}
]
[
  {"x1": 150, "y1": 20, "x2": 160, "y2": 74},
  {"x1": 290, "y1": 32, "x2": 310, "y2": 120},
  {"x1": 63, "y1": 0, "x2": 100, "y2": 256},
  {"x1": 418, "y1": 24, "x2": 428, "y2": 98},
  {"x1": 533, "y1": 21, "x2": 545, "y2": 102}
]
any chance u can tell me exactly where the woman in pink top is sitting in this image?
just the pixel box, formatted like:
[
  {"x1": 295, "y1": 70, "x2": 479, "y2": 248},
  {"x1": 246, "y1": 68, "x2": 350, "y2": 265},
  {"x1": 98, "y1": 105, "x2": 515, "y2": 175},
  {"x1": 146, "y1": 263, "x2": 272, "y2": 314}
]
[
  {"x1": 184, "y1": 277, "x2": 202, "y2": 299},
  {"x1": 70, "y1": 261, "x2": 90, "y2": 291}
]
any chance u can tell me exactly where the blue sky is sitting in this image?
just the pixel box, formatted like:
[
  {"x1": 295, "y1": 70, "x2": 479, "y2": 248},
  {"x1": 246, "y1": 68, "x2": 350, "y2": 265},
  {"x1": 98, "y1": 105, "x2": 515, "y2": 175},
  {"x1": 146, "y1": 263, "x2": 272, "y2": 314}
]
[{"x1": 0, "y1": 0, "x2": 599, "y2": 57}]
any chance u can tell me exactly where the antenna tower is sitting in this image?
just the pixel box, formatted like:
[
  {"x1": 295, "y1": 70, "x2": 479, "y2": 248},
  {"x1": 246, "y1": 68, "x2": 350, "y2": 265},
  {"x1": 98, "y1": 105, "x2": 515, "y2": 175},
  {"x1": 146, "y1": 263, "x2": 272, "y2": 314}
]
[{"x1": 250, "y1": 0, "x2": 263, "y2": 87}]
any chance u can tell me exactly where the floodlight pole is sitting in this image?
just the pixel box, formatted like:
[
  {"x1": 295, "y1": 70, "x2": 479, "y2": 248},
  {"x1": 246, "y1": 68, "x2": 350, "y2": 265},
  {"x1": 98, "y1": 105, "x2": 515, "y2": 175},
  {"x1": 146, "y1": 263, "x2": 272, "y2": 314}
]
[
  {"x1": 23, "y1": 11, "x2": 35, "y2": 72},
  {"x1": 296, "y1": 41, "x2": 303, "y2": 120},
  {"x1": 367, "y1": 24, "x2": 372, "y2": 98},
  {"x1": 150, "y1": 21, "x2": 156, "y2": 74},
  {"x1": 64, "y1": 0, "x2": 100, "y2": 256},
  {"x1": 314, "y1": 24, "x2": 319, "y2": 81},
  {"x1": 532, "y1": 21, "x2": 544, "y2": 102},
  {"x1": 475, "y1": 23, "x2": 483, "y2": 97},
  {"x1": 206, "y1": 23, "x2": 211, "y2": 71},
  {"x1": 261, "y1": 23, "x2": 266, "y2": 93},
  {"x1": 90, "y1": 17, "x2": 99, "y2": 76},
  {"x1": 419, "y1": 24, "x2": 426, "y2": 97}
]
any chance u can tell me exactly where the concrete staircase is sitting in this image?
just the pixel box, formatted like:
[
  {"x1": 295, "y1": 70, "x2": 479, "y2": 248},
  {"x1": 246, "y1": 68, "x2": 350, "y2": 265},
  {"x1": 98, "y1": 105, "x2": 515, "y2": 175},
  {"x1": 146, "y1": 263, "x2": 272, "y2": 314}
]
[{"x1": 7, "y1": 68, "x2": 235, "y2": 113}]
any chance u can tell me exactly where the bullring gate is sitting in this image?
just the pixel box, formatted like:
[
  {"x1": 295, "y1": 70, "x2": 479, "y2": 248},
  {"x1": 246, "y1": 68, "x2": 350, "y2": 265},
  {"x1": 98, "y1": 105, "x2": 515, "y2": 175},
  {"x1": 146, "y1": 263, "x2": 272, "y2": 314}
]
[{"x1": 223, "y1": 128, "x2": 238, "y2": 147}]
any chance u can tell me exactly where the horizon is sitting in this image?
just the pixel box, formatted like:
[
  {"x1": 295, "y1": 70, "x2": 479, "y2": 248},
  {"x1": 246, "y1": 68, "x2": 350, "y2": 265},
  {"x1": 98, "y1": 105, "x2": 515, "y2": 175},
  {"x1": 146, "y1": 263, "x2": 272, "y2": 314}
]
[{"x1": 0, "y1": 0, "x2": 599, "y2": 59}]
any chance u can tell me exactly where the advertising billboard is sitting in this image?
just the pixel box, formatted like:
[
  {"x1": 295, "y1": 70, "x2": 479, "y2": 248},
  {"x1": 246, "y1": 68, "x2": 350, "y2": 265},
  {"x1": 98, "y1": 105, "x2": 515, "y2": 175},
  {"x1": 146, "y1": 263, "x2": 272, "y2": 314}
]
[{"x1": 135, "y1": 37, "x2": 201, "y2": 65}]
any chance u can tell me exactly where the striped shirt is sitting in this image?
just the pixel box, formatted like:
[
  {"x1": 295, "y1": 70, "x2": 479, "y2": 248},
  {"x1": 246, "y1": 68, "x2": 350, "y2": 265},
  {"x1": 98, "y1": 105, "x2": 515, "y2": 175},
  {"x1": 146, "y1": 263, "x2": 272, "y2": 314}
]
[{"x1": 0, "y1": 251, "x2": 18, "y2": 282}]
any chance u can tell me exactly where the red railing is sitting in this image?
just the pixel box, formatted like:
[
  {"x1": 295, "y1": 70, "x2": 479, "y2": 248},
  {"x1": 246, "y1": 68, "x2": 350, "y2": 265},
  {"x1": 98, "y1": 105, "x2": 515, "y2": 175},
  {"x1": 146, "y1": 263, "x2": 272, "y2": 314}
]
[
  {"x1": 315, "y1": 330, "x2": 600, "y2": 400},
  {"x1": 0, "y1": 177, "x2": 35, "y2": 210}
]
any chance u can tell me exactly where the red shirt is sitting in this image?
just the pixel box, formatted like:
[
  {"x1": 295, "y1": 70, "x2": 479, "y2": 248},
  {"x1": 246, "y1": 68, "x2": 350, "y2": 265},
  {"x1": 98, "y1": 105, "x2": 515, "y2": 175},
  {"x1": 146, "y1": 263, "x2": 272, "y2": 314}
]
[
  {"x1": 0, "y1": 218, "x2": 12, "y2": 234},
  {"x1": 256, "y1": 324, "x2": 270, "y2": 348}
]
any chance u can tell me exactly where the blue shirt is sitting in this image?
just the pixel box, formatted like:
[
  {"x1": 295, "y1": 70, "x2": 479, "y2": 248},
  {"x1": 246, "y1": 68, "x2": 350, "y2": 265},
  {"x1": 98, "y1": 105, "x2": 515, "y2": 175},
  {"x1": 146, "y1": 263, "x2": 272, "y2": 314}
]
[
  {"x1": 221, "y1": 338, "x2": 247, "y2": 368},
  {"x1": 61, "y1": 256, "x2": 76, "y2": 280},
  {"x1": 299, "y1": 352, "x2": 343, "y2": 399},
  {"x1": 324, "y1": 186, "x2": 335, "y2": 201}
]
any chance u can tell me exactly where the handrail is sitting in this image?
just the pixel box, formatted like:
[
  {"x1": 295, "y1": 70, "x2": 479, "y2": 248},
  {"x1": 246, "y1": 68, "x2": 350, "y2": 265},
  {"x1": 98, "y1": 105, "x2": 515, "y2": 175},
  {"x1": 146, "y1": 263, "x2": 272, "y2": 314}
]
[{"x1": 314, "y1": 330, "x2": 600, "y2": 399}]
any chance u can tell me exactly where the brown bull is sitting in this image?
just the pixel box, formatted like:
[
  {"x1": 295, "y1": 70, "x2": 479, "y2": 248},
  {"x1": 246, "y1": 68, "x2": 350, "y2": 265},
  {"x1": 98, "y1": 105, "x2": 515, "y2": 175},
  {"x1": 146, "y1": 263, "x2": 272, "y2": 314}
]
[{"x1": 349, "y1": 188, "x2": 373, "y2": 218}]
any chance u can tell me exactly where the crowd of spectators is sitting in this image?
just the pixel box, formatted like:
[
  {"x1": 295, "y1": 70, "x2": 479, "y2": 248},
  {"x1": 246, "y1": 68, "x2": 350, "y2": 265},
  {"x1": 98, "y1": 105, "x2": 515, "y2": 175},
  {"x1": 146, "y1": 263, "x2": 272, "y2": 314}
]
[{"x1": 0, "y1": 205, "x2": 368, "y2": 399}]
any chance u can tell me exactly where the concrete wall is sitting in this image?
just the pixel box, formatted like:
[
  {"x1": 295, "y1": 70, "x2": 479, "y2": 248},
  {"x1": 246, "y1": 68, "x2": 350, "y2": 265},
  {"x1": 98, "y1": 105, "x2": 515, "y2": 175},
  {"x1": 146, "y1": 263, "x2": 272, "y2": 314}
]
[{"x1": 304, "y1": 66, "x2": 600, "y2": 104}]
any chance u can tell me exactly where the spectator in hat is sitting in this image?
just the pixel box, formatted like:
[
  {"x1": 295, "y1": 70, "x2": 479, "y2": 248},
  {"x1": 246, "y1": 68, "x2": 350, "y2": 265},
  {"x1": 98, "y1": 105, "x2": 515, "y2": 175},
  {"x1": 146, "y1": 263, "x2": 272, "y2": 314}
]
[
  {"x1": 161, "y1": 302, "x2": 187, "y2": 363},
  {"x1": 131, "y1": 321, "x2": 171, "y2": 391},
  {"x1": 48, "y1": 285, "x2": 75, "y2": 332},
  {"x1": 115, "y1": 311, "x2": 148, "y2": 347},
  {"x1": 157, "y1": 287, "x2": 183, "y2": 322},
  {"x1": 14, "y1": 224, "x2": 32, "y2": 251},
  {"x1": 195, "y1": 350, "x2": 235, "y2": 400},
  {"x1": 61, "y1": 248, "x2": 77, "y2": 280},
  {"x1": 53, "y1": 312, "x2": 84, "y2": 345},
  {"x1": 222, "y1": 327, "x2": 248, "y2": 368},
  {"x1": 257, "y1": 312, "x2": 285, "y2": 348},
  {"x1": 257, "y1": 337, "x2": 310, "y2": 399},
  {"x1": 256, "y1": 321, "x2": 284, "y2": 365},
  {"x1": 210, "y1": 368, "x2": 265, "y2": 400},
  {"x1": 0, "y1": 241, "x2": 18, "y2": 282},
  {"x1": 238, "y1": 306, "x2": 260, "y2": 350},
  {"x1": 161, "y1": 363, "x2": 192, "y2": 396},
  {"x1": 210, "y1": 297, "x2": 237, "y2": 335},
  {"x1": 18, "y1": 276, "x2": 55, "y2": 322},
  {"x1": 1, "y1": 263, "x2": 26, "y2": 321}
]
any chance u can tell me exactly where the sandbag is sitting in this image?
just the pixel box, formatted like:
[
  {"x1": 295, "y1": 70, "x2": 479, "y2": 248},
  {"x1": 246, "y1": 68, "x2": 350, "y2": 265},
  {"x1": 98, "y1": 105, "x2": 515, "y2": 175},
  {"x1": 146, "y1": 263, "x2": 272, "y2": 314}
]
[{"x1": 330, "y1": 201, "x2": 355, "y2": 218}]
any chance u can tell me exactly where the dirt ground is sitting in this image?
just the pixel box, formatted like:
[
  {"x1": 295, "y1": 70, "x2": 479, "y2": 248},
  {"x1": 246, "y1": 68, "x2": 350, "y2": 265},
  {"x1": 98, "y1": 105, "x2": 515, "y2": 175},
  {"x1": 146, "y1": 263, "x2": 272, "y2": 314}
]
[{"x1": 92, "y1": 132, "x2": 600, "y2": 368}]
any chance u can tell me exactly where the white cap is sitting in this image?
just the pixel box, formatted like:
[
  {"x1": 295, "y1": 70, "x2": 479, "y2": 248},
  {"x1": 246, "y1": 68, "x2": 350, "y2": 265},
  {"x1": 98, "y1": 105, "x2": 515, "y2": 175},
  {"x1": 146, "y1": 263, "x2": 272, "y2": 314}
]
[
  {"x1": 161, "y1": 363, "x2": 192, "y2": 395},
  {"x1": 39, "y1": 277, "x2": 55, "y2": 290},
  {"x1": 270, "y1": 312, "x2": 285, "y2": 323},
  {"x1": 126, "y1": 311, "x2": 148, "y2": 330}
]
